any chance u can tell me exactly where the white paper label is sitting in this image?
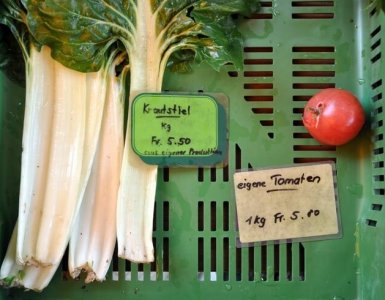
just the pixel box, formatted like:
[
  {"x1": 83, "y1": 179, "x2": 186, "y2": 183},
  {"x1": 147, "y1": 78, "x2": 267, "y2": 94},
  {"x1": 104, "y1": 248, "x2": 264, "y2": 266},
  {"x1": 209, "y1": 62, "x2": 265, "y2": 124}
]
[{"x1": 234, "y1": 163, "x2": 339, "y2": 243}]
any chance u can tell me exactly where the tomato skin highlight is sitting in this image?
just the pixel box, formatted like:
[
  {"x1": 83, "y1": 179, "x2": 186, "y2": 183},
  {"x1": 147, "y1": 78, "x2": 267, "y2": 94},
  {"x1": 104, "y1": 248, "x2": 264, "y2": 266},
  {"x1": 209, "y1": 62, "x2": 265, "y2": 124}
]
[{"x1": 302, "y1": 88, "x2": 365, "y2": 146}]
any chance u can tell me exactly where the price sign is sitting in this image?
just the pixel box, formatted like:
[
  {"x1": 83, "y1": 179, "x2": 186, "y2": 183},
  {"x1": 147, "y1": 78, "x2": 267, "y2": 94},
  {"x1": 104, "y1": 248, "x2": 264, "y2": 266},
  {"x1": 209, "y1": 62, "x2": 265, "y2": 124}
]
[
  {"x1": 234, "y1": 163, "x2": 340, "y2": 244},
  {"x1": 131, "y1": 93, "x2": 227, "y2": 166}
]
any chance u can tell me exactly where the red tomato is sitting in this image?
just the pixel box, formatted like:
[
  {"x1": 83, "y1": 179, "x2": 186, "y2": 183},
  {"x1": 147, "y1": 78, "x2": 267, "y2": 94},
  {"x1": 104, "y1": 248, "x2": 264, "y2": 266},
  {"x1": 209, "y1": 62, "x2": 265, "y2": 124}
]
[{"x1": 302, "y1": 88, "x2": 365, "y2": 146}]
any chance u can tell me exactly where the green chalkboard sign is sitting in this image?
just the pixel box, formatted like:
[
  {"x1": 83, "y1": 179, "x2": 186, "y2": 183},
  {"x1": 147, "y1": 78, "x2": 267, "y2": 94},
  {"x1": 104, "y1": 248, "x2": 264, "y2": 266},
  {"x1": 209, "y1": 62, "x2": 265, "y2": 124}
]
[{"x1": 131, "y1": 93, "x2": 227, "y2": 166}]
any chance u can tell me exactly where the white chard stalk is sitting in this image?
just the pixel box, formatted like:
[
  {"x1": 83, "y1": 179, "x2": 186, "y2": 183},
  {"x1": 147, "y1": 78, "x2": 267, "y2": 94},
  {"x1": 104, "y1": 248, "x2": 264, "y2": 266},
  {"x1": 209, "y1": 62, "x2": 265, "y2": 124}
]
[
  {"x1": 16, "y1": 45, "x2": 55, "y2": 266},
  {"x1": 65, "y1": 59, "x2": 113, "y2": 278},
  {"x1": 1, "y1": 223, "x2": 60, "y2": 292},
  {"x1": 117, "y1": 1, "x2": 163, "y2": 263},
  {"x1": 78, "y1": 69, "x2": 110, "y2": 198},
  {"x1": 69, "y1": 61, "x2": 125, "y2": 283},
  {"x1": 117, "y1": 1, "x2": 199, "y2": 263},
  {"x1": 1, "y1": 51, "x2": 111, "y2": 290},
  {"x1": 17, "y1": 46, "x2": 88, "y2": 266}
]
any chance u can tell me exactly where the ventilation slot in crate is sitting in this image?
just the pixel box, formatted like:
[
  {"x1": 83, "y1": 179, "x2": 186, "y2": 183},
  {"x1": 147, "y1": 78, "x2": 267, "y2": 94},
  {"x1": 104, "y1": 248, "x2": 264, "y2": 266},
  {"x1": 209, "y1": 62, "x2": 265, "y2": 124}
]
[
  {"x1": 248, "y1": 1, "x2": 273, "y2": 20},
  {"x1": 197, "y1": 199, "x2": 231, "y2": 282},
  {"x1": 292, "y1": 46, "x2": 337, "y2": 164},
  {"x1": 197, "y1": 164, "x2": 229, "y2": 183},
  {"x1": 238, "y1": 46, "x2": 275, "y2": 138},
  {"x1": 369, "y1": 20, "x2": 384, "y2": 228},
  {"x1": 105, "y1": 200, "x2": 170, "y2": 282},
  {"x1": 197, "y1": 207, "x2": 306, "y2": 282},
  {"x1": 162, "y1": 167, "x2": 169, "y2": 182},
  {"x1": 292, "y1": 0, "x2": 334, "y2": 19},
  {"x1": 369, "y1": 4, "x2": 379, "y2": 17}
]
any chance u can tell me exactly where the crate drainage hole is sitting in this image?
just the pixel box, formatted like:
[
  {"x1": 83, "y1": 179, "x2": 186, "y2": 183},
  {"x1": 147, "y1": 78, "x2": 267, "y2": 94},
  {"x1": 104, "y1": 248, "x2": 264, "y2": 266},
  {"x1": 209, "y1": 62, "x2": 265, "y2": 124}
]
[{"x1": 197, "y1": 195, "x2": 306, "y2": 282}]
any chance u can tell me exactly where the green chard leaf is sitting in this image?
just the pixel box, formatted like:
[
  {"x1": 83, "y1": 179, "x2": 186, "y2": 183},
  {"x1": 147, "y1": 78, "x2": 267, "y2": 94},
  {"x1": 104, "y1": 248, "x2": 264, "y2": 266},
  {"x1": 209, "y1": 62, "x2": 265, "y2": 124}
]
[
  {"x1": 25, "y1": 0, "x2": 133, "y2": 72},
  {"x1": 171, "y1": 0, "x2": 258, "y2": 71},
  {"x1": 26, "y1": 0, "x2": 259, "y2": 74}
]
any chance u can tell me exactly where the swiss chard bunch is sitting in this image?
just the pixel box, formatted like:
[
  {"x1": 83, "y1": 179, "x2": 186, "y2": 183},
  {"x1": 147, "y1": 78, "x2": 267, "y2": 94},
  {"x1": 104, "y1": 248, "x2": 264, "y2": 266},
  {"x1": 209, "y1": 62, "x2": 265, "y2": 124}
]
[
  {"x1": 24, "y1": 0, "x2": 259, "y2": 264},
  {"x1": 1, "y1": 0, "x2": 259, "y2": 291},
  {"x1": 0, "y1": 0, "x2": 126, "y2": 290}
]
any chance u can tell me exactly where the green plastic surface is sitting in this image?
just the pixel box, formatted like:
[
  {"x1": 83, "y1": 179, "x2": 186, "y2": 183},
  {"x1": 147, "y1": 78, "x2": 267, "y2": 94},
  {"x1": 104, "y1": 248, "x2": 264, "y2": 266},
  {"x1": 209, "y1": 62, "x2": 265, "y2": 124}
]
[{"x1": 1, "y1": 1, "x2": 384, "y2": 299}]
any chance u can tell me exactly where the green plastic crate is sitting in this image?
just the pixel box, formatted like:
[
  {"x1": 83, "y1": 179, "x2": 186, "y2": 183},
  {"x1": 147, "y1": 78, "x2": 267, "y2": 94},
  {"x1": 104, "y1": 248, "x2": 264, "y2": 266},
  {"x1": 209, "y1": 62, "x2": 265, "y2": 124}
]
[{"x1": 0, "y1": 1, "x2": 384, "y2": 299}]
